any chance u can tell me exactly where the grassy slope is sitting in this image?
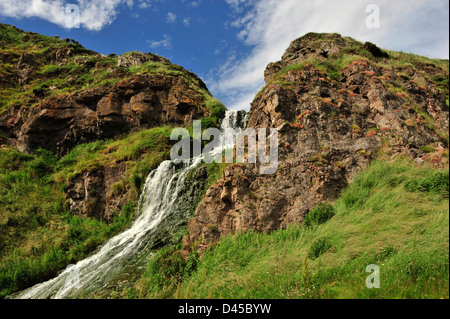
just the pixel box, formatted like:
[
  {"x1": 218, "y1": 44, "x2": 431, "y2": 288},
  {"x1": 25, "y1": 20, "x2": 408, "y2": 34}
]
[
  {"x1": 0, "y1": 23, "x2": 226, "y2": 118},
  {"x1": 0, "y1": 125, "x2": 230, "y2": 298},
  {"x1": 0, "y1": 24, "x2": 227, "y2": 297},
  {"x1": 0, "y1": 126, "x2": 175, "y2": 297},
  {"x1": 0, "y1": 24, "x2": 94, "y2": 111},
  {"x1": 137, "y1": 157, "x2": 448, "y2": 299}
]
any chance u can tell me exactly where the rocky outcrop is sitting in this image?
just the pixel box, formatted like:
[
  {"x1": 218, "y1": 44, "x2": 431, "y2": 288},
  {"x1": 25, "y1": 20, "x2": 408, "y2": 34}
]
[
  {"x1": 65, "y1": 161, "x2": 132, "y2": 221},
  {"x1": 0, "y1": 24, "x2": 219, "y2": 221},
  {"x1": 117, "y1": 51, "x2": 170, "y2": 68},
  {"x1": 185, "y1": 33, "x2": 449, "y2": 250},
  {"x1": 0, "y1": 74, "x2": 208, "y2": 155},
  {"x1": 1, "y1": 25, "x2": 212, "y2": 156}
]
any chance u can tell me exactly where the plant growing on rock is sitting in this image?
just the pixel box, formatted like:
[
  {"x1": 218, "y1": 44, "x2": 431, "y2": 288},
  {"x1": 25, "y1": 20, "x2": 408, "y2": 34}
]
[{"x1": 303, "y1": 203, "x2": 336, "y2": 228}]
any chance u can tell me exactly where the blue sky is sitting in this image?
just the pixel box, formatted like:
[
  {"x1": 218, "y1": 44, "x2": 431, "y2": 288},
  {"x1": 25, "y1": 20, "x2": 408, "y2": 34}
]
[{"x1": 1, "y1": 0, "x2": 449, "y2": 111}]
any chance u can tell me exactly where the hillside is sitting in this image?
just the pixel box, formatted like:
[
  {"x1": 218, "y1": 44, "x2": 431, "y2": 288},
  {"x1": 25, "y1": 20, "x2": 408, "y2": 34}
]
[
  {"x1": 0, "y1": 27, "x2": 448, "y2": 299},
  {"x1": 172, "y1": 33, "x2": 449, "y2": 299},
  {"x1": 140, "y1": 158, "x2": 449, "y2": 299},
  {"x1": 0, "y1": 23, "x2": 226, "y2": 156},
  {"x1": 0, "y1": 23, "x2": 225, "y2": 298},
  {"x1": 184, "y1": 33, "x2": 449, "y2": 249}
]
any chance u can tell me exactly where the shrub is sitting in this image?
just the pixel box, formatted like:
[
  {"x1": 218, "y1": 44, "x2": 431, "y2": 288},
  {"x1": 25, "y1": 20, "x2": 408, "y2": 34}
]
[
  {"x1": 308, "y1": 237, "x2": 332, "y2": 259},
  {"x1": 0, "y1": 247, "x2": 68, "y2": 298},
  {"x1": 76, "y1": 73, "x2": 94, "y2": 85},
  {"x1": 328, "y1": 71, "x2": 342, "y2": 82},
  {"x1": 204, "y1": 96, "x2": 226, "y2": 117},
  {"x1": 29, "y1": 148, "x2": 58, "y2": 177},
  {"x1": 342, "y1": 186, "x2": 370, "y2": 209},
  {"x1": 184, "y1": 249, "x2": 200, "y2": 277},
  {"x1": 303, "y1": 203, "x2": 336, "y2": 227},
  {"x1": 420, "y1": 145, "x2": 435, "y2": 153},
  {"x1": 131, "y1": 172, "x2": 143, "y2": 191},
  {"x1": 212, "y1": 106, "x2": 226, "y2": 119},
  {"x1": 201, "y1": 116, "x2": 218, "y2": 129},
  {"x1": 146, "y1": 247, "x2": 187, "y2": 288},
  {"x1": 109, "y1": 201, "x2": 137, "y2": 234},
  {"x1": 41, "y1": 64, "x2": 61, "y2": 74},
  {"x1": 405, "y1": 171, "x2": 449, "y2": 197},
  {"x1": 67, "y1": 216, "x2": 88, "y2": 244}
]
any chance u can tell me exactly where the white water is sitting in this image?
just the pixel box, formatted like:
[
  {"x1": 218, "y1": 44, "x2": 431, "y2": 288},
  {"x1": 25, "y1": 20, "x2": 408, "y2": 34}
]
[{"x1": 13, "y1": 110, "x2": 246, "y2": 299}]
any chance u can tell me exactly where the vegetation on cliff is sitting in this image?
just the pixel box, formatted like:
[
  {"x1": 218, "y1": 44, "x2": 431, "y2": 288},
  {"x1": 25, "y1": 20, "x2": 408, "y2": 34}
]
[
  {"x1": 132, "y1": 157, "x2": 449, "y2": 299},
  {"x1": 0, "y1": 24, "x2": 227, "y2": 297},
  {"x1": 0, "y1": 125, "x2": 174, "y2": 297},
  {"x1": 0, "y1": 118, "x2": 230, "y2": 298},
  {"x1": 0, "y1": 26, "x2": 448, "y2": 299},
  {"x1": 0, "y1": 23, "x2": 225, "y2": 116}
]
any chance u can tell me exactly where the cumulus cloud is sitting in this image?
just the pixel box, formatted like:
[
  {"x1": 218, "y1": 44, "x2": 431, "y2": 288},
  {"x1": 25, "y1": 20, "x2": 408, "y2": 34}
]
[
  {"x1": 213, "y1": 0, "x2": 449, "y2": 111},
  {"x1": 147, "y1": 34, "x2": 172, "y2": 49},
  {"x1": 0, "y1": 0, "x2": 133, "y2": 31}
]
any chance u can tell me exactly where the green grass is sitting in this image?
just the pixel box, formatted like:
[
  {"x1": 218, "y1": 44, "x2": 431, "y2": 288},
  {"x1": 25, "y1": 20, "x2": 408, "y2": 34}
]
[
  {"x1": 0, "y1": 144, "x2": 144, "y2": 298},
  {"x1": 0, "y1": 124, "x2": 179, "y2": 298},
  {"x1": 257, "y1": 35, "x2": 448, "y2": 111},
  {"x1": 154, "y1": 158, "x2": 449, "y2": 299},
  {"x1": 134, "y1": 245, "x2": 200, "y2": 299},
  {"x1": 303, "y1": 203, "x2": 335, "y2": 228},
  {"x1": 1, "y1": 23, "x2": 223, "y2": 116},
  {"x1": 54, "y1": 126, "x2": 174, "y2": 185},
  {"x1": 0, "y1": 202, "x2": 136, "y2": 298}
]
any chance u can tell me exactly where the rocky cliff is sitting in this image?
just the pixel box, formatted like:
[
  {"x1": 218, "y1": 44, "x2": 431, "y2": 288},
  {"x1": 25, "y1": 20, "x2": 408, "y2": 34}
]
[
  {"x1": 0, "y1": 24, "x2": 218, "y2": 156},
  {"x1": 184, "y1": 33, "x2": 449, "y2": 250},
  {"x1": 0, "y1": 23, "x2": 224, "y2": 222}
]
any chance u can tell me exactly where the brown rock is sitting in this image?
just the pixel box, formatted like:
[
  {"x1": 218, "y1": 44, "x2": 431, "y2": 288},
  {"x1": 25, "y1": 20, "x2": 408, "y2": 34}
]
[
  {"x1": 184, "y1": 33, "x2": 449, "y2": 250},
  {"x1": 0, "y1": 74, "x2": 209, "y2": 155}
]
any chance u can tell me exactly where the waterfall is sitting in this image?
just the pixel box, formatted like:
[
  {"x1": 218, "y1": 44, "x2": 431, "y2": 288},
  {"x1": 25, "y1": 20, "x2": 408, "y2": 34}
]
[
  {"x1": 220, "y1": 110, "x2": 248, "y2": 132},
  {"x1": 220, "y1": 110, "x2": 248, "y2": 152},
  {"x1": 12, "y1": 110, "x2": 246, "y2": 299}
]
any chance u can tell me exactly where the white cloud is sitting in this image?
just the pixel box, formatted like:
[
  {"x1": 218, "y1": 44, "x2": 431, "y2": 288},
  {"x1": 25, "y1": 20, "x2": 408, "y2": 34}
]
[
  {"x1": 166, "y1": 12, "x2": 176, "y2": 23},
  {"x1": 188, "y1": 1, "x2": 201, "y2": 8},
  {"x1": 0, "y1": 0, "x2": 136, "y2": 31},
  {"x1": 213, "y1": 0, "x2": 449, "y2": 111},
  {"x1": 137, "y1": 0, "x2": 152, "y2": 9},
  {"x1": 147, "y1": 34, "x2": 172, "y2": 49},
  {"x1": 183, "y1": 17, "x2": 191, "y2": 26}
]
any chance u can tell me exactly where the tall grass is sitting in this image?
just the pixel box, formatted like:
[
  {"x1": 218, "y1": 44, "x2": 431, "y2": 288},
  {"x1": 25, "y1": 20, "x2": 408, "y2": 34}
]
[
  {"x1": 172, "y1": 159, "x2": 449, "y2": 299},
  {"x1": 0, "y1": 126, "x2": 175, "y2": 298}
]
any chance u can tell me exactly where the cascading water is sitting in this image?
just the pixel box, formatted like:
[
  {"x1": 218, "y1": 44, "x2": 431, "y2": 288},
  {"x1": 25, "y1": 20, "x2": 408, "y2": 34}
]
[
  {"x1": 12, "y1": 110, "x2": 246, "y2": 299},
  {"x1": 221, "y1": 110, "x2": 248, "y2": 133}
]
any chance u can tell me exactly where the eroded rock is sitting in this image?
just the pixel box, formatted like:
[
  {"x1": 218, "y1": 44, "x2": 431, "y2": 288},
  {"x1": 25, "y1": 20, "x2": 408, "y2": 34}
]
[{"x1": 184, "y1": 33, "x2": 449, "y2": 252}]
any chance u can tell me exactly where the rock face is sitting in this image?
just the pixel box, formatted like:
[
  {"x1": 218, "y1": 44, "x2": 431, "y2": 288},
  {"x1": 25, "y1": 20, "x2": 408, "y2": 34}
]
[
  {"x1": 0, "y1": 24, "x2": 218, "y2": 221},
  {"x1": 0, "y1": 69, "x2": 209, "y2": 220},
  {"x1": 65, "y1": 162, "x2": 131, "y2": 221},
  {"x1": 185, "y1": 33, "x2": 449, "y2": 250},
  {"x1": 0, "y1": 74, "x2": 208, "y2": 155},
  {"x1": 117, "y1": 51, "x2": 170, "y2": 68}
]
